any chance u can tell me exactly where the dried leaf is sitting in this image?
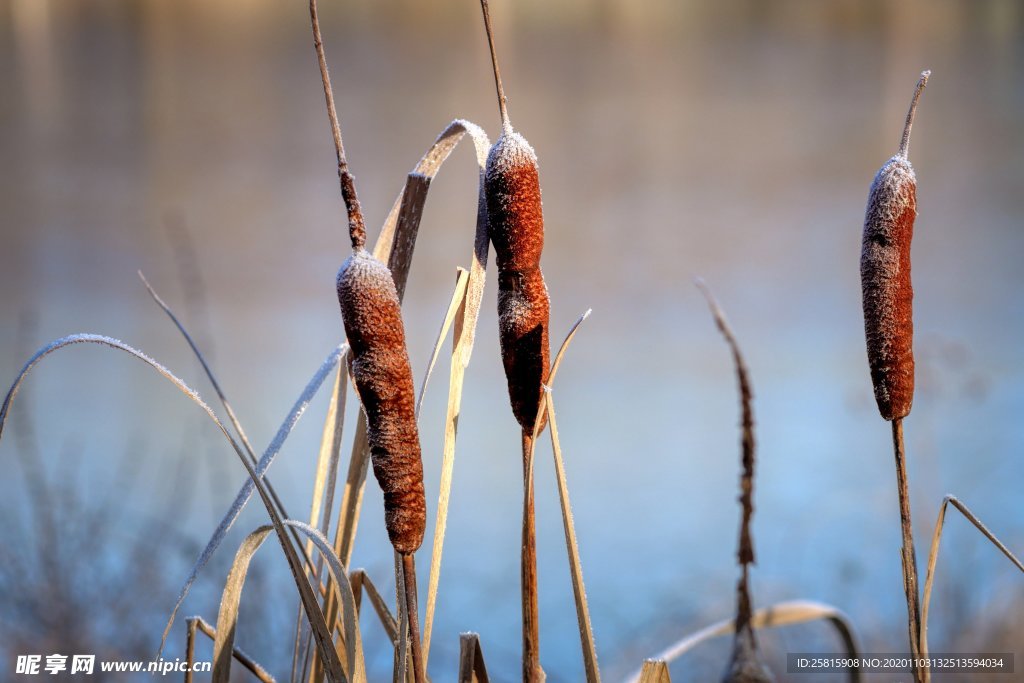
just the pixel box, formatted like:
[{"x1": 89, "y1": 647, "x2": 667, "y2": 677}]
[
  {"x1": 920, "y1": 495, "x2": 1024, "y2": 659},
  {"x1": 627, "y1": 601, "x2": 861, "y2": 683}
]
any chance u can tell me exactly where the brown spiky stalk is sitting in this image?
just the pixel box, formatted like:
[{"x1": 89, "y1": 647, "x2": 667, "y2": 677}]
[
  {"x1": 861, "y1": 71, "x2": 930, "y2": 683},
  {"x1": 697, "y1": 281, "x2": 774, "y2": 683}
]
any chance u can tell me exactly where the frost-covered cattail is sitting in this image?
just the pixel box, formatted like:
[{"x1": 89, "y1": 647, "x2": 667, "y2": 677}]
[
  {"x1": 337, "y1": 250, "x2": 426, "y2": 554},
  {"x1": 480, "y1": 0, "x2": 551, "y2": 435},
  {"x1": 861, "y1": 71, "x2": 932, "y2": 683},
  {"x1": 478, "y1": 3, "x2": 550, "y2": 681},
  {"x1": 308, "y1": 0, "x2": 427, "y2": 557},
  {"x1": 489, "y1": 135, "x2": 551, "y2": 433},
  {"x1": 861, "y1": 71, "x2": 929, "y2": 421},
  {"x1": 309, "y1": 0, "x2": 427, "y2": 679}
]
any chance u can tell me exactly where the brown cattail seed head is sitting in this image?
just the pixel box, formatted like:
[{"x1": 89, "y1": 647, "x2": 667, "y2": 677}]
[
  {"x1": 861, "y1": 155, "x2": 917, "y2": 421},
  {"x1": 337, "y1": 250, "x2": 426, "y2": 553},
  {"x1": 486, "y1": 127, "x2": 551, "y2": 433}
]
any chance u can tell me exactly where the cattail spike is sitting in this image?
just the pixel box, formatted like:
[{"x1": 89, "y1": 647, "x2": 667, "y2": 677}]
[
  {"x1": 899, "y1": 70, "x2": 930, "y2": 159},
  {"x1": 479, "y1": 0, "x2": 510, "y2": 128},
  {"x1": 337, "y1": 251, "x2": 426, "y2": 554}
]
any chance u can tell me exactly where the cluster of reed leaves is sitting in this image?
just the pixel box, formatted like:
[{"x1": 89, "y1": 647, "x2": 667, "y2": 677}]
[{"x1": 0, "y1": 97, "x2": 601, "y2": 680}]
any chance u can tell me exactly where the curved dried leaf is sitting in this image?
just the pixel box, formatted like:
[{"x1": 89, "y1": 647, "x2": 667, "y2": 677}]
[
  {"x1": 627, "y1": 601, "x2": 861, "y2": 683},
  {"x1": 190, "y1": 616, "x2": 275, "y2": 683},
  {"x1": 163, "y1": 344, "x2": 345, "y2": 653},
  {"x1": 214, "y1": 521, "x2": 364, "y2": 683},
  {"x1": 920, "y1": 495, "x2": 1024, "y2": 659},
  {"x1": 0, "y1": 334, "x2": 346, "y2": 680}
]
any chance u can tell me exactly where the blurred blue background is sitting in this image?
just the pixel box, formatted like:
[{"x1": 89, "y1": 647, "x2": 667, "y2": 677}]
[{"x1": 1, "y1": 0, "x2": 1022, "y2": 680}]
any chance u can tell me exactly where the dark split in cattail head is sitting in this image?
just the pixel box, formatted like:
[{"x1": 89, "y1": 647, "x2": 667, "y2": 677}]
[
  {"x1": 337, "y1": 251, "x2": 426, "y2": 554},
  {"x1": 861, "y1": 70, "x2": 929, "y2": 421},
  {"x1": 479, "y1": 0, "x2": 551, "y2": 434}
]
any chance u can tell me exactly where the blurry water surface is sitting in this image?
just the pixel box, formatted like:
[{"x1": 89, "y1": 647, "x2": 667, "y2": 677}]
[{"x1": 2, "y1": 0, "x2": 1022, "y2": 680}]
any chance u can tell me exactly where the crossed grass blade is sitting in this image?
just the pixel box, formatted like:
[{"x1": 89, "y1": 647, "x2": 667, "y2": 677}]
[
  {"x1": 213, "y1": 521, "x2": 365, "y2": 683},
  {"x1": 187, "y1": 616, "x2": 275, "y2": 683},
  {"x1": 0, "y1": 335, "x2": 347, "y2": 681},
  {"x1": 919, "y1": 495, "x2": 1024, "y2": 660}
]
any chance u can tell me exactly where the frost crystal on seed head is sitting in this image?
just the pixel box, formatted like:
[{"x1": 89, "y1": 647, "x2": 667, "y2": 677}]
[{"x1": 487, "y1": 127, "x2": 539, "y2": 176}]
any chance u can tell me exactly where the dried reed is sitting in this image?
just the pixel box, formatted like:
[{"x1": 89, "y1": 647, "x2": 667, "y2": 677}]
[
  {"x1": 308, "y1": 0, "x2": 427, "y2": 679},
  {"x1": 696, "y1": 281, "x2": 774, "y2": 683}
]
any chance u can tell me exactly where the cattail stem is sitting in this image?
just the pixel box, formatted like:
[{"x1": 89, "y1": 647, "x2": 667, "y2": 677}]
[
  {"x1": 309, "y1": 0, "x2": 366, "y2": 249},
  {"x1": 479, "y1": 0, "x2": 510, "y2": 128},
  {"x1": 521, "y1": 430, "x2": 541, "y2": 682},
  {"x1": 402, "y1": 553, "x2": 426, "y2": 683},
  {"x1": 898, "y1": 71, "x2": 930, "y2": 159},
  {"x1": 891, "y1": 418, "x2": 925, "y2": 682}
]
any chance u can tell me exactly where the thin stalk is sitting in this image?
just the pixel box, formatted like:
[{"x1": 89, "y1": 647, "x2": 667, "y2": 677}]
[
  {"x1": 309, "y1": 0, "x2": 366, "y2": 249},
  {"x1": 402, "y1": 553, "x2": 425, "y2": 683},
  {"x1": 891, "y1": 418, "x2": 924, "y2": 682},
  {"x1": 898, "y1": 71, "x2": 930, "y2": 159},
  {"x1": 185, "y1": 618, "x2": 197, "y2": 683},
  {"x1": 479, "y1": 0, "x2": 509, "y2": 128},
  {"x1": 521, "y1": 430, "x2": 541, "y2": 683}
]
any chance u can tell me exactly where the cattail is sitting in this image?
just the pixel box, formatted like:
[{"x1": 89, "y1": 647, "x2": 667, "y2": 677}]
[
  {"x1": 478, "y1": 2, "x2": 550, "y2": 681},
  {"x1": 480, "y1": 0, "x2": 551, "y2": 435},
  {"x1": 861, "y1": 70, "x2": 931, "y2": 683},
  {"x1": 337, "y1": 251, "x2": 426, "y2": 554},
  {"x1": 861, "y1": 70, "x2": 930, "y2": 421},
  {"x1": 308, "y1": 0, "x2": 427, "y2": 680}
]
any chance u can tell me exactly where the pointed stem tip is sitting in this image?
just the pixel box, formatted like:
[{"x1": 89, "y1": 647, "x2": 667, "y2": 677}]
[{"x1": 899, "y1": 70, "x2": 930, "y2": 159}]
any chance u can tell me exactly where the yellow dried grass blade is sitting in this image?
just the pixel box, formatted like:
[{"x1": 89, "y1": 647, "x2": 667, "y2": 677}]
[
  {"x1": 637, "y1": 660, "x2": 671, "y2": 683},
  {"x1": 189, "y1": 616, "x2": 275, "y2": 683},
  {"x1": 920, "y1": 495, "x2": 1024, "y2": 660},
  {"x1": 525, "y1": 309, "x2": 593, "y2": 502},
  {"x1": 350, "y1": 570, "x2": 400, "y2": 644},
  {"x1": 213, "y1": 521, "x2": 365, "y2": 683},
  {"x1": 157, "y1": 344, "x2": 345, "y2": 660},
  {"x1": 295, "y1": 362, "x2": 349, "y2": 683},
  {"x1": 545, "y1": 395, "x2": 600, "y2": 683},
  {"x1": 417, "y1": 268, "x2": 470, "y2": 420},
  {"x1": 421, "y1": 268, "x2": 473, "y2": 665},
  {"x1": 213, "y1": 526, "x2": 276, "y2": 683},
  {"x1": 625, "y1": 600, "x2": 861, "y2": 683},
  {"x1": 457, "y1": 633, "x2": 490, "y2": 683}
]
